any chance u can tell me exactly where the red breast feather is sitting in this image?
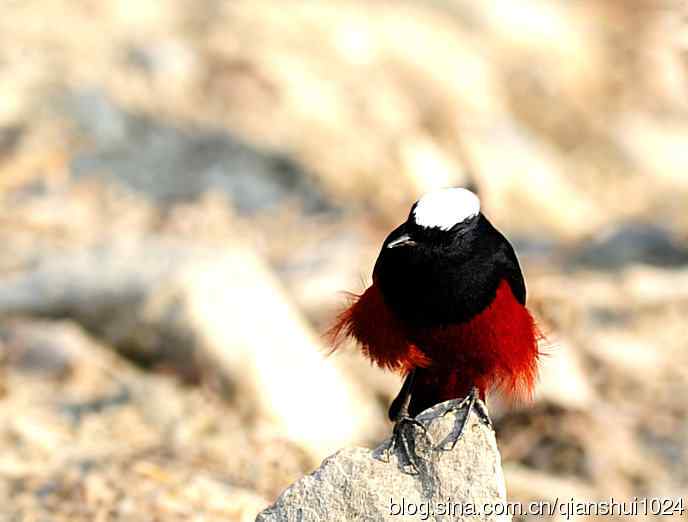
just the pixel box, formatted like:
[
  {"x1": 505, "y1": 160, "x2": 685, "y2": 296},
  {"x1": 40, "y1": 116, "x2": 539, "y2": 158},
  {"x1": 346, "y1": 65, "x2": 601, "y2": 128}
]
[
  {"x1": 327, "y1": 284, "x2": 430, "y2": 372},
  {"x1": 411, "y1": 279, "x2": 541, "y2": 403},
  {"x1": 329, "y1": 279, "x2": 541, "y2": 402}
]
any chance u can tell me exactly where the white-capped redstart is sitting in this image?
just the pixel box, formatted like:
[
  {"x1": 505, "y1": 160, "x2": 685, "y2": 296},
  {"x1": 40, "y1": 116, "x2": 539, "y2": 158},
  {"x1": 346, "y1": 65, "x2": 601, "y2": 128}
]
[{"x1": 329, "y1": 187, "x2": 541, "y2": 468}]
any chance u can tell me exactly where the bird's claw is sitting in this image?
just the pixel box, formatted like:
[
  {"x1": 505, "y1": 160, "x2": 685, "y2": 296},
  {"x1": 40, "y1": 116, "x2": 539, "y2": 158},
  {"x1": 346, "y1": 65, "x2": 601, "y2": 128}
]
[
  {"x1": 473, "y1": 398, "x2": 493, "y2": 430},
  {"x1": 439, "y1": 387, "x2": 492, "y2": 451},
  {"x1": 383, "y1": 415, "x2": 433, "y2": 475}
]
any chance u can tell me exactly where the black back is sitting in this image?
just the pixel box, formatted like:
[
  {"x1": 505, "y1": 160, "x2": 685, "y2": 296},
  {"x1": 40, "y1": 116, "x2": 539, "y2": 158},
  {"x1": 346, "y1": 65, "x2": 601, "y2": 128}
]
[{"x1": 373, "y1": 213, "x2": 525, "y2": 328}]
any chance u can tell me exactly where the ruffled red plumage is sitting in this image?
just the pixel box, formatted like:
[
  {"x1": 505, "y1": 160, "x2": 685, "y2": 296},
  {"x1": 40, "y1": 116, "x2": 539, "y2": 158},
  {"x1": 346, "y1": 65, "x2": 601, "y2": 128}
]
[
  {"x1": 327, "y1": 284, "x2": 430, "y2": 372},
  {"x1": 328, "y1": 279, "x2": 541, "y2": 410}
]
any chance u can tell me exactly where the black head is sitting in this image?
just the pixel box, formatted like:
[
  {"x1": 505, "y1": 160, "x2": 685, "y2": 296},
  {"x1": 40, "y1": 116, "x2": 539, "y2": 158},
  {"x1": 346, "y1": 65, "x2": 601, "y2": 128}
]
[{"x1": 373, "y1": 188, "x2": 526, "y2": 328}]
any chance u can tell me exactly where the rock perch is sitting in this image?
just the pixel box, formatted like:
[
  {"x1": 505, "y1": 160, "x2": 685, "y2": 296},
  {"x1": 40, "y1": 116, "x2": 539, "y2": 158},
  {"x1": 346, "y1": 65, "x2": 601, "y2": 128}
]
[{"x1": 256, "y1": 398, "x2": 510, "y2": 522}]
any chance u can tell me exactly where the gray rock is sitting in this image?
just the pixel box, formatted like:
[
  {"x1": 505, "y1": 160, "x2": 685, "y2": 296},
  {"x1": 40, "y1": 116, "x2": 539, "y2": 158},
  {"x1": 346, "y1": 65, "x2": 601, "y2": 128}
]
[
  {"x1": 571, "y1": 223, "x2": 688, "y2": 269},
  {"x1": 64, "y1": 89, "x2": 332, "y2": 214},
  {"x1": 257, "y1": 399, "x2": 509, "y2": 522}
]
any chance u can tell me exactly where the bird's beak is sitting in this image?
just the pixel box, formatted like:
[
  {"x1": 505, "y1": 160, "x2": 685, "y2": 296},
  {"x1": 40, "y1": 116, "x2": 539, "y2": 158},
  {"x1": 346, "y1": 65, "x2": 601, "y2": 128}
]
[{"x1": 387, "y1": 234, "x2": 417, "y2": 249}]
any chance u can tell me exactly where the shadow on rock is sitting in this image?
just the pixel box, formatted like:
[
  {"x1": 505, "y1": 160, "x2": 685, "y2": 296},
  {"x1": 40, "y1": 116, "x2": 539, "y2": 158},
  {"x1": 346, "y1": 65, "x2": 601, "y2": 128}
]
[
  {"x1": 569, "y1": 222, "x2": 688, "y2": 270},
  {"x1": 65, "y1": 89, "x2": 334, "y2": 215}
]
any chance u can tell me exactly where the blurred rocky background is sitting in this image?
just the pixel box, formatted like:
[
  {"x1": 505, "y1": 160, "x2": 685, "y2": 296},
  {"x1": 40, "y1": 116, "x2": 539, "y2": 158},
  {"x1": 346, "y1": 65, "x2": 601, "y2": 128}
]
[{"x1": 1, "y1": 1, "x2": 687, "y2": 520}]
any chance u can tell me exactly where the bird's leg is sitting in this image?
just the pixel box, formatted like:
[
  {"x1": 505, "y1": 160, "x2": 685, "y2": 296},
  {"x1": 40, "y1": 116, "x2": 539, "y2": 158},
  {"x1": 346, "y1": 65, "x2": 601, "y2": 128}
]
[
  {"x1": 439, "y1": 386, "x2": 492, "y2": 451},
  {"x1": 383, "y1": 370, "x2": 432, "y2": 474},
  {"x1": 388, "y1": 370, "x2": 428, "y2": 436}
]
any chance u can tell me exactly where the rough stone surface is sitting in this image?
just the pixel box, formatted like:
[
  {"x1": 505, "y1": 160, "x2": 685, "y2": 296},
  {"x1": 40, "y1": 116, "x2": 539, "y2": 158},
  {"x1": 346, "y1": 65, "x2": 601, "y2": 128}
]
[{"x1": 257, "y1": 399, "x2": 509, "y2": 522}]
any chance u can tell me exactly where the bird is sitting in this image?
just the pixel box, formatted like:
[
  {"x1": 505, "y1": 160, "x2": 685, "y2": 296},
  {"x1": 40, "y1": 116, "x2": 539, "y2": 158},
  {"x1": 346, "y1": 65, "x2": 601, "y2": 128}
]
[{"x1": 328, "y1": 187, "x2": 541, "y2": 470}]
